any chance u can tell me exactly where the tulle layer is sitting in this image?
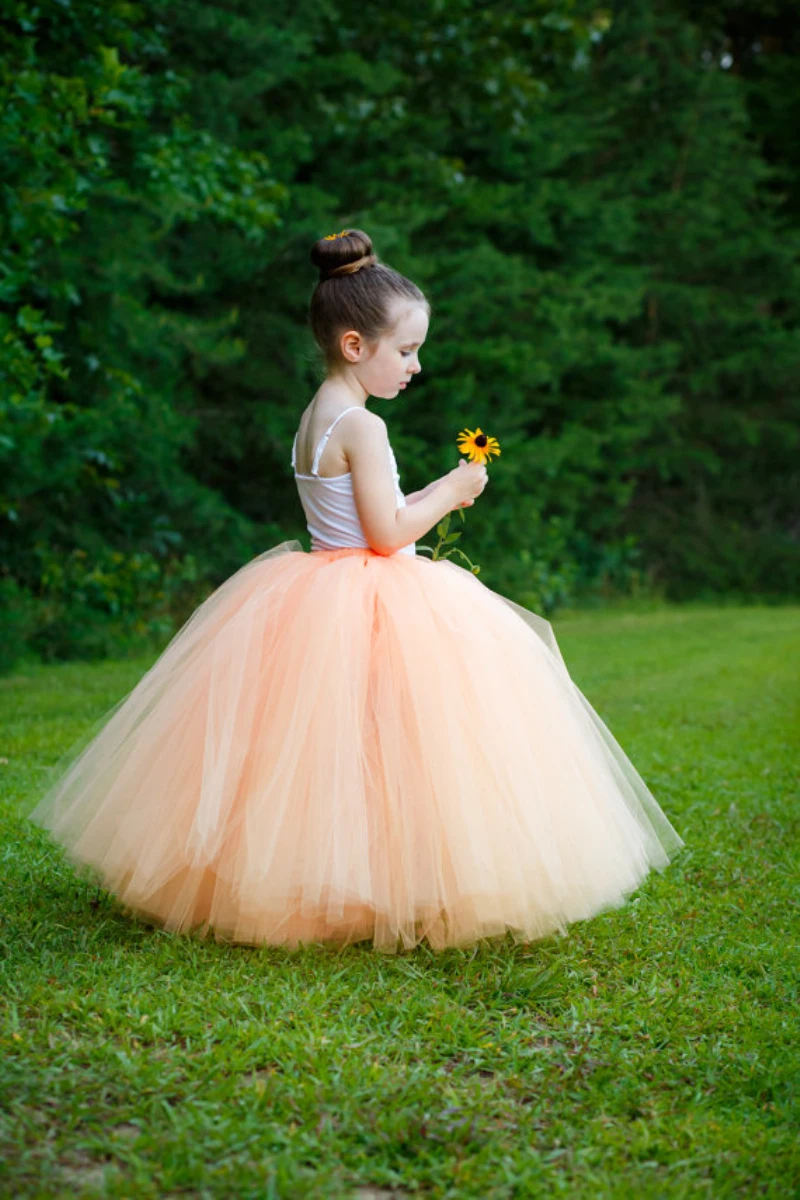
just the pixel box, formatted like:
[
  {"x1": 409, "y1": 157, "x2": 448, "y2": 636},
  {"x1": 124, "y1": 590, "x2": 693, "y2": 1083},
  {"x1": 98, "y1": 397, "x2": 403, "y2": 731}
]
[{"x1": 30, "y1": 541, "x2": 684, "y2": 952}]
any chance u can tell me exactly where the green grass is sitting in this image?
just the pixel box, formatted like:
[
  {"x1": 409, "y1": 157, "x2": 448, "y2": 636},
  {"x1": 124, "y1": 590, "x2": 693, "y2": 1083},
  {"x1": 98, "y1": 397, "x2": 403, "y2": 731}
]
[{"x1": 1, "y1": 604, "x2": 798, "y2": 1198}]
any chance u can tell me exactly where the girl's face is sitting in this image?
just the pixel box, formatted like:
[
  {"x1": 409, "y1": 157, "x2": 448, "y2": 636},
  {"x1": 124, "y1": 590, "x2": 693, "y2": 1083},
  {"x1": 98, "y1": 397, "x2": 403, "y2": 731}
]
[{"x1": 339, "y1": 299, "x2": 429, "y2": 400}]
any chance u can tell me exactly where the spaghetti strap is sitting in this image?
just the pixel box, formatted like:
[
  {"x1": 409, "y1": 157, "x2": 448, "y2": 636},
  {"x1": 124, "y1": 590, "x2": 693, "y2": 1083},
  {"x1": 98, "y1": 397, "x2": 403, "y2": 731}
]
[{"x1": 310, "y1": 406, "x2": 368, "y2": 476}]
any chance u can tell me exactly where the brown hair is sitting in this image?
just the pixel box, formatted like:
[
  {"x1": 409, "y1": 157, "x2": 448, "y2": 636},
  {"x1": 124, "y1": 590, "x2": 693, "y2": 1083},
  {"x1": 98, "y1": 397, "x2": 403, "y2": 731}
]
[{"x1": 309, "y1": 228, "x2": 429, "y2": 372}]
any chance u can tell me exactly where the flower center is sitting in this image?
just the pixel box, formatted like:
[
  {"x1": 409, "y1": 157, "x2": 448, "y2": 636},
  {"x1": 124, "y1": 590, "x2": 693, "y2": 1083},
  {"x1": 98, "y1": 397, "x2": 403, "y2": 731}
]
[{"x1": 475, "y1": 434, "x2": 488, "y2": 447}]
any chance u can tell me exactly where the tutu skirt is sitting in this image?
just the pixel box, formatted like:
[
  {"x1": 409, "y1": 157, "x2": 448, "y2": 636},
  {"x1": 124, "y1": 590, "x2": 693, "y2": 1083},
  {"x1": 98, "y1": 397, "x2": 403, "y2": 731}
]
[{"x1": 30, "y1": 541, "x2": 684, "y2": 952}]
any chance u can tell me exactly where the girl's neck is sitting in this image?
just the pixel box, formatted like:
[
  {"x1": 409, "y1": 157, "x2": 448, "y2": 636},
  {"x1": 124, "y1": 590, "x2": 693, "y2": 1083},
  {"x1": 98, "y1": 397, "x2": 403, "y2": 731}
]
[{"x1": 317, "y1": 375, "x2": 369, "y2": 408}]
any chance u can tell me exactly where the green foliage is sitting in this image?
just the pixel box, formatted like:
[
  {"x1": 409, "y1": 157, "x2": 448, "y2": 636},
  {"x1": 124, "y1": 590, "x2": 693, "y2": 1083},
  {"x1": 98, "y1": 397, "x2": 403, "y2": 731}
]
[
  {"x1": 1, "y1": 0, "x2": 798, "y2": 670},
  {"x1": 577, "y1": 6, "x2": 800, "y2": 596},
  {"x1": 0, "y1": 0, "x2": 285, "y2": 670},
  {"x1": 163, "y1": 0, "x2": 797, "y2": 607},
  {"x1": 24, "y1": 542, "x2": 206, "y2": 663}
]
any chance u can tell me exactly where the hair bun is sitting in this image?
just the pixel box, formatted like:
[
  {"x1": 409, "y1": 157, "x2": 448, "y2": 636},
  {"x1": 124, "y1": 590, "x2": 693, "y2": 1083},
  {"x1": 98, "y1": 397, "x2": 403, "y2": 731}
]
[{"x1": 311, "y1": 228, "x2": 377, "y2": 281}]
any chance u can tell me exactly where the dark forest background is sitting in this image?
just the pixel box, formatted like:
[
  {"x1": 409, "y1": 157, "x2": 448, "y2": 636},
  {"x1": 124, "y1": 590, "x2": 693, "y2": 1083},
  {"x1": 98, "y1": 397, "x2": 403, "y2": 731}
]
[{"x1": 2, "y1": 0, "x2": 798, "y2": 671}]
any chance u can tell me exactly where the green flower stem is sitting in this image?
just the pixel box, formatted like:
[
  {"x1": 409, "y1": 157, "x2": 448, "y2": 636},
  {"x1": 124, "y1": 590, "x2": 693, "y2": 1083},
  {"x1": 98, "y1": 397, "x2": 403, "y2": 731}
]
[{"x1": 417, "y1": 508, "x2": 481, "y2": 574}]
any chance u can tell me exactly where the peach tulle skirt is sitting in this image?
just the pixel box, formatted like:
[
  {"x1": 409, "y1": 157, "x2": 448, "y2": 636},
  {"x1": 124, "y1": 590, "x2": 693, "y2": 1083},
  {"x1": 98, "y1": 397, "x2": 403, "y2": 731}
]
[{"x1": 30, "y1": 541, "x2": 685, "y2": 952}]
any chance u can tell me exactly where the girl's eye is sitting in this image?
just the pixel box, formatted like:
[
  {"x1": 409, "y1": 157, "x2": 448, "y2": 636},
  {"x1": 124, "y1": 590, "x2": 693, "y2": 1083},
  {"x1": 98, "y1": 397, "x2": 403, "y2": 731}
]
[{"x1": 401, "y1": 350, "x2": 412, "y2": 357}]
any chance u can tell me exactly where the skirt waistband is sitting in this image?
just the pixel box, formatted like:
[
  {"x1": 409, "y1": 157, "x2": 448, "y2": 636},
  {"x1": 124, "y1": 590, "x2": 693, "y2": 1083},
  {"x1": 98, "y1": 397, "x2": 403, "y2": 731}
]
[{"x1": 310, "y1": 545, "x2": 379, "y2": 558}]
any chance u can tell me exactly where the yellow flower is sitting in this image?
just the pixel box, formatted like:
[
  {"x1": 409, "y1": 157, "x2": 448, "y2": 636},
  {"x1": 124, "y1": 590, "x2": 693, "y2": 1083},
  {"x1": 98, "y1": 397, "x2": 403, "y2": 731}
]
[
  {"x1": 323, "y1": 228, "x2": 350, "y2": 240},
  {"x1": 456, "y1": 427, "x2": 501, "y2": 465}
]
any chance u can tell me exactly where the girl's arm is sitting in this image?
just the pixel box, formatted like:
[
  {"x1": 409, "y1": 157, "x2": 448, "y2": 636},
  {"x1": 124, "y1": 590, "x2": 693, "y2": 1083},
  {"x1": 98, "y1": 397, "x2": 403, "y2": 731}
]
[
  {"x1": 405, "y1": 479, "x2": 443, "y2": 505},
  {"x1": 346, "y1": 414, "x2": 483, "y2": 556}
]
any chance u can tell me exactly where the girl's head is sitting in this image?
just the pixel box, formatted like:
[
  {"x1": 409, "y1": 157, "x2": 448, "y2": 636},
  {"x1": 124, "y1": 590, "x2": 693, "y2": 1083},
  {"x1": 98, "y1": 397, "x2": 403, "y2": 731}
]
[{"x1": 309, "y1": 228, "x2": 430, "y2": 399}]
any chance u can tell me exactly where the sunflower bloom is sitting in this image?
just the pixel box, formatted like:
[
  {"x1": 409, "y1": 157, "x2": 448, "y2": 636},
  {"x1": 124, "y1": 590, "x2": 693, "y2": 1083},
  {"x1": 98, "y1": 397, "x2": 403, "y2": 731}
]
[{"x1": 456, "y1": 427, "x2": 501, "y2": 465}]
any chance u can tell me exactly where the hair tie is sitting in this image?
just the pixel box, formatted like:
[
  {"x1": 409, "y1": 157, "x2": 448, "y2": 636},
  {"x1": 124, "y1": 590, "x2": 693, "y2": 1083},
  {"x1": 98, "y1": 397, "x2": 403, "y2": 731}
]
[{"x1": 321, "y1": 252, "x2": 377, "y2": 280}]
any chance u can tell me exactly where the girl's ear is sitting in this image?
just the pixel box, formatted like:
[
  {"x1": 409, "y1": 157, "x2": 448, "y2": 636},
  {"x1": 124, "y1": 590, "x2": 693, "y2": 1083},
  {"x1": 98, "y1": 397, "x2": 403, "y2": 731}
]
[{"x1": 340, "y1": 330, "x2": 362, "y2": 363}]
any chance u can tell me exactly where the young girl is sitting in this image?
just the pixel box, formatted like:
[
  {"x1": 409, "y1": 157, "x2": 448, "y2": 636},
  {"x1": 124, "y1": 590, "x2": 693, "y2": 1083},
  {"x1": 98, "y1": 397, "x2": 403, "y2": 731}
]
[{"x1": 30, "y1": 228, "x2": 685, "y2": 953}]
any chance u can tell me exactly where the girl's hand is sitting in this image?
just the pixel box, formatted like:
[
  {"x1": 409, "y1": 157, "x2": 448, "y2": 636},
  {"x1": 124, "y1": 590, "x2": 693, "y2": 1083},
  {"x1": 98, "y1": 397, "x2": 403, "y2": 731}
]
[{"x1": 446, "y1": 459, "x2": 488, "y2": 510}]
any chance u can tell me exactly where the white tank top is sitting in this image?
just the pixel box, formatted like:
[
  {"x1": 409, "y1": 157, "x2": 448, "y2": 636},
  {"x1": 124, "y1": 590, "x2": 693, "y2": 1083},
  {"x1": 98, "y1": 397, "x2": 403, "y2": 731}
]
[{"x1": 291, "y1": 406, "x2": 416, "y2": 557}]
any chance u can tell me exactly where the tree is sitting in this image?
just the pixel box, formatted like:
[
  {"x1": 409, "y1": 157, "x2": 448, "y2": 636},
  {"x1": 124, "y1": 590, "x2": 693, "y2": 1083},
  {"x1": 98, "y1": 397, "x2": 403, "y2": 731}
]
[{"x1": 0, "y1": 0, "x2": 284, "y2": 666}]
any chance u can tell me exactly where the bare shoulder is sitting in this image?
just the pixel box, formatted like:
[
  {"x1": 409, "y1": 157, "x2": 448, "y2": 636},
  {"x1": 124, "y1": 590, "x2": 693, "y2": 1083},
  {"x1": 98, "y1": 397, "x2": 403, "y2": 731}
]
[
  {"x1": 345, "y1": 408, "x2": 388, "y2": 449},
  {"x1": 347, "y1": 407, "x2": 385, "y2": 432}
]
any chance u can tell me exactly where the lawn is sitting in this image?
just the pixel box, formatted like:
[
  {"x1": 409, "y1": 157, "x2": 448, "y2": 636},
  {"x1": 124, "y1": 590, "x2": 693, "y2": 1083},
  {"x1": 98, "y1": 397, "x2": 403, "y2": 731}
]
[{"x1": 1, "y1": 604, "x2": 797, "y2": 1198}]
